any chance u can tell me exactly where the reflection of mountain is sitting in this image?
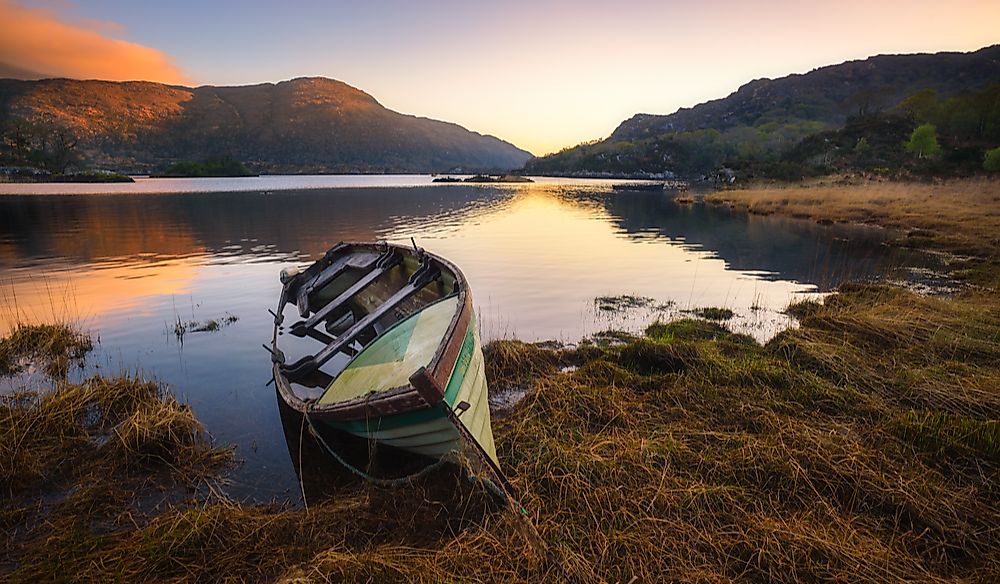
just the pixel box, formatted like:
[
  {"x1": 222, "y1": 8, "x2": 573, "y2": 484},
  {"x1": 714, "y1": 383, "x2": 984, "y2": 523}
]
[
  {"x1": 0, "y1": 185, "x2": 925, "y2": 303},
  {"x1": 0, "y1": 187, "x2": 509, "y2": 264},
  {"x1": 598, "y1": 190, "x2": 925, "y2": 289}
]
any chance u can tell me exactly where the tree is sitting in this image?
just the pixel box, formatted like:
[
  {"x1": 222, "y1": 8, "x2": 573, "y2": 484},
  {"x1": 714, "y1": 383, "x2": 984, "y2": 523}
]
[
  {"x1": 39, "y1": 127, "x2": 81, "y2": 174},
  {"x1": 0, "y1": 118, "x2": 81, "y2": 173},
  {"x1": 904, "y1": 124, "x2": 941, "y2": 158},
  {"x1": 0, "y1": 118, "x2": 38, "y2": 165},
  {"x1": 898, "y1": 89, "x2": 940, "y2": 123},
  {"x1": 985, "y1": 147, "x2": 1000, "y2": 172}
]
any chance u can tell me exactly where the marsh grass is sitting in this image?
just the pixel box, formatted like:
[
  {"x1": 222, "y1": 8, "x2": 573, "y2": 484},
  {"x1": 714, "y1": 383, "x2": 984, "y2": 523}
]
[
  {"x1": 173, "y1": 313, "x2": 239, "y2": 341},
  {"x1": 0, "y1": 322, "x2": 93, "y2": 377},
  {"x1": 4, "y1": 282, "x2": 1000, "y2": 582},
  {"x1": 691, "y1": 306, "x2": 735, "y2": 321},
  {"x1": 1, "y1": 375, "x2": 231, "y2": 495},
  {"x1": 705, "y1": 178, "x2": 1000, "y2": 261},
  {"x1": 0, "y1": 359, "x2": 233, "y2": 577}
]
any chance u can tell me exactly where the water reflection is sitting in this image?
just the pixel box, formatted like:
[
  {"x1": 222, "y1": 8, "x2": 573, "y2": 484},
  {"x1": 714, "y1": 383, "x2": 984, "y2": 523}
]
[
  {"x1": 0, "y1": 179, "x2": 930, "y2": 501},
  {"x1": 603, "y1": 191, "x2": 917, "y2": 288},
  {"x1": 0, "y1": 186, "x2": 504, "y2": 263}
]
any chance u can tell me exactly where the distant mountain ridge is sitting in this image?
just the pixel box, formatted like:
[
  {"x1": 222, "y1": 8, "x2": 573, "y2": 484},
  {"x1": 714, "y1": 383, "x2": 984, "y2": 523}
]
[
  {"x1": 611, "y1": 46, "x2": 1000, "y2": 141},
  {"x1": 527, "y1": 45, "x2": 1000, "y2": 176},
  {"x1": 0, "y1": 77, "x2": 532, "y2": 173}
]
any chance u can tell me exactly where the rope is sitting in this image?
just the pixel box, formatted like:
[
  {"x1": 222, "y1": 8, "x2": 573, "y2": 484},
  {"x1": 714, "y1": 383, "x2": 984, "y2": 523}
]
[
  {"x1": 298, "y1": 412, "x2": 310, "y2": 511},
  {"x1": 304, "y1": 413, "x2": 452, "y2": 486}
]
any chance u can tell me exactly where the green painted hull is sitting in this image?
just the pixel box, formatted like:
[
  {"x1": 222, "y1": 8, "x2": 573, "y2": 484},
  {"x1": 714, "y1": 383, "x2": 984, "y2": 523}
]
[
  {"x1": 272, "y1": 242, "x2": 497, "y2": 467},
  {"x1": 325, "y1": 311, "x2": 497, "y2": 464}
]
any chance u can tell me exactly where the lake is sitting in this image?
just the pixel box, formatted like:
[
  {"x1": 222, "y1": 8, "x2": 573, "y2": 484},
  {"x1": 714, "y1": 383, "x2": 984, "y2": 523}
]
[{"x1": 0, "y1": 175, "x2": 929, "y2": 501}]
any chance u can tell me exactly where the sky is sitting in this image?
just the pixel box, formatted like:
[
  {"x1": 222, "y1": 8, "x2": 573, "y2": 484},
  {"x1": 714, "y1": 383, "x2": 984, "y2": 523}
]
[{"x1": 1, "y1": 0, "x2": 998, "y2": 155}]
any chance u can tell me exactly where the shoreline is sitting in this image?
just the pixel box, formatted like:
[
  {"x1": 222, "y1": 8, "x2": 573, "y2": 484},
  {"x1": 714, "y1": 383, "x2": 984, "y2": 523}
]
[{"x1": 705, "y1": 177, "x2": 1000, "y2": 265}]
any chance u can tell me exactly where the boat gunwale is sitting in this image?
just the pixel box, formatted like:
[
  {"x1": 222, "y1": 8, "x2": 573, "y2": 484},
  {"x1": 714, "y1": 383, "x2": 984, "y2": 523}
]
[{"x1": 272, "y1": 241, "x2": 472, "y2": 423}]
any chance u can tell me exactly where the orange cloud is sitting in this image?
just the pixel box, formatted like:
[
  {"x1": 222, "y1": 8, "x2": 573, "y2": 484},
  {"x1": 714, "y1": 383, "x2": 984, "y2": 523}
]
[{"x1": 0, "y1": 0, "x2": 187, "y2": 84}]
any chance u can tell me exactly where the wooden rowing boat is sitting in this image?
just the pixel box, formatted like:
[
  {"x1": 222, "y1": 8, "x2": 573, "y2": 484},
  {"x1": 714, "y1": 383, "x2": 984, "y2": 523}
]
[{"x1": 269, "y1": 241, "x2": 497, "y2": 466}]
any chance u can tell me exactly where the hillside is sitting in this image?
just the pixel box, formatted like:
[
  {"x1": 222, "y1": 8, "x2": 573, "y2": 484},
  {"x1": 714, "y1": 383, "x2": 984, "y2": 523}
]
[
  {"x1": 527, "y1": 45, "x2": 1000, "y2": 177},
  {"x1": 0, "y1": 77, "x2": 532, "y2": 174}
]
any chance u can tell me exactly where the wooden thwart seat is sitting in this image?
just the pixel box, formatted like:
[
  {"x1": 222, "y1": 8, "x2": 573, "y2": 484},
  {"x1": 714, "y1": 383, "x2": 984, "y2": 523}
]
[
  {"x1": 279, "y1": 256, "x2": 441, "y2": 385},
  {"x1": 289, "y1": 248, "x2": 402, "y2": 338},
  {"x1": 295, "y1": 247, "x2": 386, "y2": 317}
]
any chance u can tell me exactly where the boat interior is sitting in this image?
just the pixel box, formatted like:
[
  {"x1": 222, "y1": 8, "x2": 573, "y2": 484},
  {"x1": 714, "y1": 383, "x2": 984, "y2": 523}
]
[{"x1": 272, "y1": 242, "x2": 460, "y2": 397}]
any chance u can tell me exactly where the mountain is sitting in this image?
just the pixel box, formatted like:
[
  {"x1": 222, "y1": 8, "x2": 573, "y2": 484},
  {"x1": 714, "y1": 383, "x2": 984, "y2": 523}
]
[
  {"x1": 527, "y1": 45, "x2": 1000, "y2": 177},
  {"x1": 0, "y1": 77, "x2": 532, "y2": 173}
]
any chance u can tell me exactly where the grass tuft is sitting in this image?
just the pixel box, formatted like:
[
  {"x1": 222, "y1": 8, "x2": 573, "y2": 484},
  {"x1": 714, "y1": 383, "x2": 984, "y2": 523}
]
[
  {"x1": 692, "y1": 307, "x2": 735, "y2": 320},
  {"x1": 0, "y1": 322, "x2": 92, "y2": 377},
  {"x1": 889, "y1": 410, "x2": 1000, "y2": 463}
]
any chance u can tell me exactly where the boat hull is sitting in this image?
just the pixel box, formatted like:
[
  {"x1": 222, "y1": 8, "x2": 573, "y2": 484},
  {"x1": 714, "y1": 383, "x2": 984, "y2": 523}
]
[
  {"x1": 270, "y1": 242, "x2": 497, "y2": 466},
  {"x1": 313, "y1": 311, "x2": 496, "y2": 463}
]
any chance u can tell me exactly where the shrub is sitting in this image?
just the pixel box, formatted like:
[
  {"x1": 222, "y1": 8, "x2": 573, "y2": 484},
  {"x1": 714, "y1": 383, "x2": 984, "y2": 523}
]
[{"x1": 984, "y1": 147, "x2": 1000, "y2": 172}]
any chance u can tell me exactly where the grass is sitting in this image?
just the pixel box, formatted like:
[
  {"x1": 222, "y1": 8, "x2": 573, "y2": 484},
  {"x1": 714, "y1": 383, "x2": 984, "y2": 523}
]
[
  {"x1": 691, "y1": 307, "x2": 735, "y2": 321},
  {"x1": 0, "y1": 322, "x2": 93, "y2": 377},
  {"x1": 1, "y1": 375, "x2": 229, "y2": 490},
  {"x1": 705, "y1": 177, "x2": 1000, "y2": 259},
  {"x1": 1, "y1": 372, "x2": 233, "y2": 577},
  {"x1": 5, "y1": 281, "x2": 998, "y2": 582}
]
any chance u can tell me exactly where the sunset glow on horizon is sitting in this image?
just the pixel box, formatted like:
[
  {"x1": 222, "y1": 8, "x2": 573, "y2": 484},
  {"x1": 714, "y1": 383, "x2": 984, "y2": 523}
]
[{"x1": 1, "y1": 0, "x2": 998, "y2": 154}]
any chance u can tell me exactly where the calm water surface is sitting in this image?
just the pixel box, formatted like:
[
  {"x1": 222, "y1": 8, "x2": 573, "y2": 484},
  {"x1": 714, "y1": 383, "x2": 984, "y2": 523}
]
[{"x1": 0, "y1": 176, "x2": 928, "y2": 501}]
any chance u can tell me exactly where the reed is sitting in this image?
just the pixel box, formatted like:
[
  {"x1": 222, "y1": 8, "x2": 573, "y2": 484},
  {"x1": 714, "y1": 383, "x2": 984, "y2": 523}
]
[
  {"x1": 5, "y1": 278, "x2": 999, "y2": 582},
  {"x1": 705, "y1": 177, "x2": 1000, "y2": 260},
  {"x1": 0, "y1": 322, "x2": 92, "y2": 377}
]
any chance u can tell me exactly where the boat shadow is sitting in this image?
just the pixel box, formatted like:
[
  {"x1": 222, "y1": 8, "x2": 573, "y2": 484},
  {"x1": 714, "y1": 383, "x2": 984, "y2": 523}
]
[{"x1": 275, "y1": 388, "x2": 504, "y2": 536}]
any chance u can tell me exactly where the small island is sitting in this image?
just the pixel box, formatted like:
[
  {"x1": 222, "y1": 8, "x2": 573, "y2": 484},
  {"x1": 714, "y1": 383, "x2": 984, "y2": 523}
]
[
  {"x1": 154, "y1": 158, "x2": 257, "y2": 178},
  {"x1": 0, "y1": 168, "x2": 134, "y2": 183},
  {"x1": 0, "y1": 119, "x2": 134, "y2": 183},
  {"x1": 433, "y1": 174, "x2": 533, "y2": 183}
]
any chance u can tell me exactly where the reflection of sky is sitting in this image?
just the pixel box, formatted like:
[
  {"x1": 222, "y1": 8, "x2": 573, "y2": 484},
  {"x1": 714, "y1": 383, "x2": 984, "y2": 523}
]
[
  {"x1": 388, "y1": 189, "x2": 815, "y2": 342},
  {"x1": 0, "y1": 178, "x2": 922, "y2": 340},
  {"x1": 0, "y1": 179, "x2": 927, "y2": 501}
]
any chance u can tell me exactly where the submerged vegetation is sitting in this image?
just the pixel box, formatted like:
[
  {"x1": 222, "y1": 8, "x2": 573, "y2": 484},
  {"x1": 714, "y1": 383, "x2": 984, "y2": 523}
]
[
  {"x1": 594, "y1": 295, "x2": 674, "y2": 312},
  {"x1": 172, "y1": 313, "x2": 239, "y2": 341},
  {"x1": 0, "y1": 322, "x2": 93, "y2": 377},
  {"x1": 690, "y1": 306, "x2": 735, "y2": 320}
]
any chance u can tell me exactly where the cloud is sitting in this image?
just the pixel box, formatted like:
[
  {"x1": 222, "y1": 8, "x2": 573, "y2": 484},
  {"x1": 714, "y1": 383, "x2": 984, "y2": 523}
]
[{"x1": 0, "y1": 0, "x2": 188, "y2": 84}]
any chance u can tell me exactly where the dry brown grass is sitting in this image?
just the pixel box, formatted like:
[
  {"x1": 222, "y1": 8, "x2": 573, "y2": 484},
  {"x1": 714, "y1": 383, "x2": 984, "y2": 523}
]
[
  {"x1": 0, "y1": 322, "x2": 92, "y2": 377},
  {"x1": 1, "y1": 375, "x2": 230, "y2": 494},
  {"x1": 5, "y1": 282, "x2": 999, "y2": 583},
  {"x1": 705, "y1": 178, "x2": 1000, "y2": 258},
  {"x1": 0, "y1": 372, "x2": 233, "y2": 579}
]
